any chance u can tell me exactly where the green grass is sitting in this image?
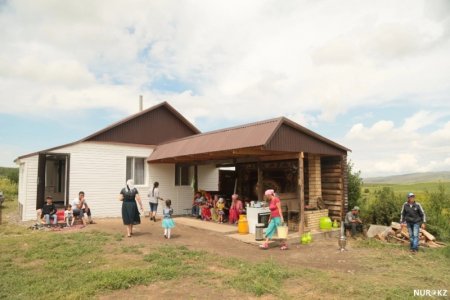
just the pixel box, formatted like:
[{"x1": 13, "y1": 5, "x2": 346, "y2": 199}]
[
  {"x1": 0, "y1": 223, "x2": 449, "y2": 299},
  {"x1": 363, "y1": 181, "x2": 450, "y2": 202}
]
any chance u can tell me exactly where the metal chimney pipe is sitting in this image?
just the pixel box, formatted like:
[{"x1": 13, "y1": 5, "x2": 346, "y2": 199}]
[{"x1": 139, "y1": 95, "x2": 143, "y2": 112}]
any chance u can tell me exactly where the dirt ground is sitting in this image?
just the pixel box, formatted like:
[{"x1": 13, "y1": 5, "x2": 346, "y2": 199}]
[
  {"x1": 83, "y1": 217, "x2": 363, "y2": 272},
  {"x1": 73, "y1": 216, "x2": 374, "y2": 299}
]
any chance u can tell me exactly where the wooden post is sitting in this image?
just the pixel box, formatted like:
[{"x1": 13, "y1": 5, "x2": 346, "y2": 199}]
[
  {"x1": 298, "y1": 152, "x2": 305, "y2": 235},
  {"x1": 257, "y1": 162, "x2": 264, "y2": 201},
  {"x1": 194, "y1": 165, "x2": 198, "y2": 192}
]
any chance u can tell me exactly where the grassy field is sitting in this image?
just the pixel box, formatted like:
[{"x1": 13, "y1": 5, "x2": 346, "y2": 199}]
[
  {"x1": 1, "y1": 179, "x2": 449, "y2": 299},
  {"x1": 363, "y1": 181, "x2": 450, "y2": 201},
  {"x1": 0, "y1": 223, "x2": 449, "y2": 300}
]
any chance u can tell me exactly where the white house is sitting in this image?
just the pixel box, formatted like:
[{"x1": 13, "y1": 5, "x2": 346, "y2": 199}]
[{"x1": 15, "y1": 102, "x2": 219, "y2": 221}]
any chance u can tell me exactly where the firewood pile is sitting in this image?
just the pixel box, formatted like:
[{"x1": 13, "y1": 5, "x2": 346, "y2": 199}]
[{"x1": 374, "y1": 222, "x2": 446, "y2": 248}]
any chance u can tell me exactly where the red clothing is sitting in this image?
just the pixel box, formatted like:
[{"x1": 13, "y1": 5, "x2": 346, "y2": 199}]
[
  {"x1": 228, "y1": 200, "x2": 243, "y2": 224},
  {"x1": 269, "y1": 197, "x2": 281, "y2": 218}
]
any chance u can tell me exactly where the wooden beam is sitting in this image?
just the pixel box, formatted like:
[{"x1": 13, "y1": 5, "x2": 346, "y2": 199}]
[
  {"x1": 298, "y1": 152, "x2": 305, "y2": 235},
  {"x1": 257, "y1": 162, "x2": 263, "y2": 201},
  {"x1": 194, "y1": 165, "x2": 198, "y2": 192}
]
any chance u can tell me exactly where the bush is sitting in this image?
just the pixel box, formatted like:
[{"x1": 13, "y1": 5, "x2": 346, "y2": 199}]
[
  {"x1": 0, "y1": 167, "x2": 19, "y2": 184},
  {"x1": 0, "y1": 177, "x2": 18, "y2": 201},
  {"x1": 347, "y1": 160, "x2": 363, "y2": 210},
  {"x1": 364, "y1": 188, "x2": 370, "y2": 193},
  {"x1": 364, "y1": 187, "x2": 403, "y2": 226},
  {"x1": 424, "y1": 184, "x2": 450, "y2": 242}
]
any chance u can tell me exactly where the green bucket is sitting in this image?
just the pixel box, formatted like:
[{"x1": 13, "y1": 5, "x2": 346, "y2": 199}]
[{"x1": 319, "y1": 217, "x2": 332, "y2": 230}]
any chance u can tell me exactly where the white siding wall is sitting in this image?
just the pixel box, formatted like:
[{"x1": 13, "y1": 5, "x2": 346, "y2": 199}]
[
  {"x1": 198, "y1": 165, "x2": 219, "y2": 192},
  {"x1": 148, "y1": 164, "x2": 194, "y2": 215},
  {"x1": 17, "y1": 156, "x2": 38, "y2": 221},
  {"x1": 18, "y1": 142, "x2": 221, "y2": 220},
  {"x1": 49, "y1": 142, "x2": 153, "y2": 219}
]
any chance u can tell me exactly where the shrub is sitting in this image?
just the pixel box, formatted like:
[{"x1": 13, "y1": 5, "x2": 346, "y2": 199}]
[
  {"x1": 365, "y1": 187, "x2": 403, "y2": 226},
  {"x1": 364, "y1": 188, "x2": 370, "y2": 193},
  {"x1": 347, "y1": 160, "x2": 363, "y2": 210},
  {"x1": 0, "y1": 177, "x2": 18, "y2": 200},
  {"x1": 424, "y1": 184, "x2": 450, "y2": 242}
]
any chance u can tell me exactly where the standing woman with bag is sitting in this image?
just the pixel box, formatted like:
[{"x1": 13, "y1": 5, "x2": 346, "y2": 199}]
[
  {"x1": 148, "y1": 182, "x2": 163, "y2": 222},
  {"x1": 259, "y1": 189, "x2": 287, "y2": 250},
  {"x1": 119, "y1": 179, "x2": 144, "y2": 237}
]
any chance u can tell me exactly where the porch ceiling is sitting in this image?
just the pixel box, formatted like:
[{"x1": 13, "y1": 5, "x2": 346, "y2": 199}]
[{"x1": 148, "y1": 146, "x2": 296, "y2": 164}]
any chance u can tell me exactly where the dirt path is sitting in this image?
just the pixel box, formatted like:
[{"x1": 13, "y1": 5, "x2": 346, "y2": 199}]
[{"x1": 83, "y1": 217, "x2": 364, "y2": 272}]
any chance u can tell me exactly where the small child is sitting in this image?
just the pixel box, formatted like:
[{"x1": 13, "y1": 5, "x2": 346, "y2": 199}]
[
  {"x1": 64, "y1": 204, "x2": 74, "y2": 227},
  {"x1": 162, "y1": 199, "x2": 175, "y2": 239},
  {"x1": 216, "y1": 198, "x2": 225, "y2": 224}
]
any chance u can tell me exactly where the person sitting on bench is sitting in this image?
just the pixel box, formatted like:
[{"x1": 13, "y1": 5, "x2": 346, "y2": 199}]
[
  {"x1": 344, "y1": 206, "x2": 363, "y2": 238},
  {"x1": 71, "y1": 191, "x2": 91, "y2": 225},
  {"x1": 42, "y1": 196, "x2": 58, "y2": 225}
]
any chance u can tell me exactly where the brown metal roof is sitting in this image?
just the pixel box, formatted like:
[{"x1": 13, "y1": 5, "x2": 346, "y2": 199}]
[
  {"x1": 85, "y1": 102, "x2": 200, "y2": 144},
  {"x1": 148, "y1": 117, "x2": 350, "y2": 163},
  {"x1": 16, "y1": 101, "x2": 200, "y2": 160}
]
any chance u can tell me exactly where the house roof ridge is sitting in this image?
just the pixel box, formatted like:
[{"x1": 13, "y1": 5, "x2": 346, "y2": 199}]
[{"x1": 155, "y1": 117, "x2": 284, "y2": 146}]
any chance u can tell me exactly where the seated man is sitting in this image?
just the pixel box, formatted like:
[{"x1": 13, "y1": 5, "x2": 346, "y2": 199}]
[
  {"x1": 71, "y1": 191, "x2": 92, "y2": 225},
  {"x1": 344, "y1": 206, "x2": 364, "y2": 238},
  {"x1": 42, "y1": 196, "x2": 58, "y2": 225}
]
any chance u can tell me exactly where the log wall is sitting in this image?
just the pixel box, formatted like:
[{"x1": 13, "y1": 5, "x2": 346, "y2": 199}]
[{"x1": 321, "y1": 156, "x2": 345, "y2": 221}]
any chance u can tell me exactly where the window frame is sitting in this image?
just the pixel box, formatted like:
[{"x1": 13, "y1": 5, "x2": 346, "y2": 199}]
[
  {"x1": 126, "y1": 156, "x2": 146, "y2": 186},
  {"x1": 175, "y1": 164, "x2": 191, "y2": 186}
]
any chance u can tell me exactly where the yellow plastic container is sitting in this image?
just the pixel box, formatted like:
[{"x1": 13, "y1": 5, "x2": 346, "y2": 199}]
[
  {"x1": 238, "y1": 215, "x2": 249, "y2": 234},
  {"x1": 277, "y1": 224, "x2": 288, "y2": 239}
]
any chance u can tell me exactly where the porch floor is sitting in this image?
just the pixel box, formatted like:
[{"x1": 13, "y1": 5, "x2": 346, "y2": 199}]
[{"x1": 175, "y1": 217, "x2": 340, "y2": 246}]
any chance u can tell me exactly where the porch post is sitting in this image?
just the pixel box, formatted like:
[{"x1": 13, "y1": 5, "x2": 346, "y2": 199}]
[
  {"x1": 257, "y1": 162, "x2": 264, "y2": 201},
  {"x1": 298, "y1": 152, "x2": 305, "y2": 234},
  {"x1": 194, "y1": 165, "x2": 198, "y2": 192}
]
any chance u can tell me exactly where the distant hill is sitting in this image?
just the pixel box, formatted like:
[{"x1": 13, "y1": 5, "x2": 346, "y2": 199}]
[{"x1": 364, "y1": 171, "x2": 450, "y2": 184}]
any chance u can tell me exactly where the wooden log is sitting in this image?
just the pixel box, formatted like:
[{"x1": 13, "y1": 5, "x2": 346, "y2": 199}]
[
  {"x1": 322, "y1": 195, "x2": 342, "y2": 201},
  {"x1": 427, "y1": 241, "x2": 442, "y2": 248},
  {"x1": 400, "y1": 229, "x2": 410, "y2": 239},
  {"x1": 375, "y1": 233, "x2": 386, "y2": 241},
  {"x1": 390, "y1": 235, "x2": 409, "y2": 244},
  {"x1": 321, "y1": 178, "x2": 342, "y2": 183},
  {"x1": 420, "y1": 229, "x2": 436, "y2": 241},
  {"x1": 322, "y1": 190, "x2": 342, "y2": 195},
  {"x1": 322, "y1": 183, "x2": 342, "y2": 190}
]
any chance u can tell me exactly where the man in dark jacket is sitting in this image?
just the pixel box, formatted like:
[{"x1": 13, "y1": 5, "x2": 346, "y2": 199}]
[
  {"x1": 42, "y1": 196, "x2": 58, "y2": 225},
  {"x1": 400, "y1": 192, "x2": 426, "y2": 254}
]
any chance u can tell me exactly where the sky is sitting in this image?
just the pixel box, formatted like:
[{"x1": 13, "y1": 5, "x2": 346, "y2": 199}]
[{"x1": 1, "y1": 0, "x2": 450, "y2": 177}]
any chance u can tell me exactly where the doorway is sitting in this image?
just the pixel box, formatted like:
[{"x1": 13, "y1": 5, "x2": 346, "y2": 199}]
[{"x1": 36, "y1": 153, "x2": 70, "y2": 209}]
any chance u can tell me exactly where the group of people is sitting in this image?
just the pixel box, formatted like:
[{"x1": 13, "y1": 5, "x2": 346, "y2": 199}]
[
  {"x1": 38, "y1": 191, "x2": 94, "y2": 227},
  {"x1": 343, "y1": 192, "x2": 426, "y2": 254},
  {"x1": 120, "y1": 180, "x2": 175, "y2": 239},
  {"x1": 41, "y1": 180, "x2": 427, "y2": 254},
  {"x1": 191, "y1": 192, "x2": 245, "y2": 224}
]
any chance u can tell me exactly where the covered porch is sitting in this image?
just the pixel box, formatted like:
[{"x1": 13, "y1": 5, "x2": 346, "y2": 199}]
[{"x1": 148, "y1": 117, "x2": 350, "y2": 234}]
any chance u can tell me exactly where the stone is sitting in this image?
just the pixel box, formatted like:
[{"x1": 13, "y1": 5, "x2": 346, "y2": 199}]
[{"x1": 367, "y1": 225, "x2": 389, "y2": 238}]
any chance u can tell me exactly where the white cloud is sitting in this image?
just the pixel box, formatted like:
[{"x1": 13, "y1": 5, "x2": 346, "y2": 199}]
[
  {"x1": 0, "y1": 0, "x2": 449, "y2": 121},
  {"x1": 1, "y1": 0, "x2": 450, "y2": 175},
  {"x1": 346, "y1": 112, "x2": 450, "y2": 177}
]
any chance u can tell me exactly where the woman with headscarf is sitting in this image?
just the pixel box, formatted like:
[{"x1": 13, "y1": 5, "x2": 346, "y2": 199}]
[
  {"x1": 259, "y1": 189, "x2": 287, "y2": 250},
  {"x1": 119, "y1": 179, "x2": 144, "y2": 237}
]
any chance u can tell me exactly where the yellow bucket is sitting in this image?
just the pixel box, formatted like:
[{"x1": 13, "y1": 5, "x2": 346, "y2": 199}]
[{"x1": 277, "y1": 225, "x2": 288, "y2": 239}]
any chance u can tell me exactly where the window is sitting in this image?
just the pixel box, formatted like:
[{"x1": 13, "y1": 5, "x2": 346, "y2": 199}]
[
  {"x1": 126, "y1": 157, "x2": 145, "y2": 185},
  {"x1": 175, "y1": 165, "x2": 190, "y2": 186}
]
